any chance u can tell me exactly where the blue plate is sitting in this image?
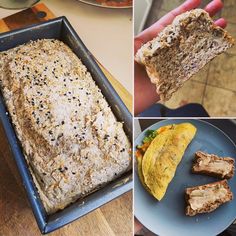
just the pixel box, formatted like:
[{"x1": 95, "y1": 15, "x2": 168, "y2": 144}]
[{"x1": 134, "y1": 119, "x2": 236, "y2": 236}]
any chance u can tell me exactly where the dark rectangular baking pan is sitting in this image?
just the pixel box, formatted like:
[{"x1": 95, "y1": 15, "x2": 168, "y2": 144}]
[{"x1": 0, "y1": 16, "x2": 132, "y2": 234}]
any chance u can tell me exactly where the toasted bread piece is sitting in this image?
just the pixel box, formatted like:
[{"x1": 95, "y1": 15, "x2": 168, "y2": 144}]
[
  {"x1": 135, "y1": 9, "x2": 234, "y2": 101},
  {"x1": 192, "y1": 151, "x2": 235, "y2": 179},
  {"x1": 185, "y1": 180, "x2": 233, "y2": 216}
]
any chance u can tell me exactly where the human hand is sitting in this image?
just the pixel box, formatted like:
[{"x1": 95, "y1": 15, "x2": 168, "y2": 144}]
[
  {"x1": 134, "y1": 218, "x2": 143, "y2": 234},
  {"x1": 134, "y1": 0, "x2": 227, "y2": 116}
]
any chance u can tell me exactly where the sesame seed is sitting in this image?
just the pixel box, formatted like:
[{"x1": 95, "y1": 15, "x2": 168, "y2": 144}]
[{"x1": 58, "y1": 133, "x2": 64, "y2": 139}]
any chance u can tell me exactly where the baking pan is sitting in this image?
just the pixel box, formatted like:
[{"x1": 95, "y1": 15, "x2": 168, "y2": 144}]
[{"x1": 0, "y1": 16, "x2": 132, "y2": 234}]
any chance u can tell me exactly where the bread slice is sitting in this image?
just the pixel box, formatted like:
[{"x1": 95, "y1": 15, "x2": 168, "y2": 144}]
[
  {"x1": 135, "y1": 9, "x2": 235, "y2": 101},
  {"x1": 185, "y1": 180, "x2": 233, "y2": 216},
  {"x1": 192, "y1": 151, "x2": 235, "y2": 179}
]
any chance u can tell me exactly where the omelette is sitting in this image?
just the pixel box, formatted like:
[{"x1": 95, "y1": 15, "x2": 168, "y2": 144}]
[{"x1": 135, "y1": 123, "x2": 197, "y2": 200}]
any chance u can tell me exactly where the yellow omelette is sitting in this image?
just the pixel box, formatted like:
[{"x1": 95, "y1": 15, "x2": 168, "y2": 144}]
[{"x1": 136, "y1": 123, "x2": 197, "y2": 200}]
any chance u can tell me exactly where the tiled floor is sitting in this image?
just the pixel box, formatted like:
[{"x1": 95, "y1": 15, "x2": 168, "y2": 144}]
[{"x1": 143, "y1": 0, "x2": 236, "y2": 117}]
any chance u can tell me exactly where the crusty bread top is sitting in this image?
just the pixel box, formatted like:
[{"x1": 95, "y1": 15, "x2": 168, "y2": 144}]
[
  {"x1": 0, "y1": 39, "x2": 131, "y2": 213},
  {"x1": 135, "y1": 9, "x2": 235, "y2": 101}
]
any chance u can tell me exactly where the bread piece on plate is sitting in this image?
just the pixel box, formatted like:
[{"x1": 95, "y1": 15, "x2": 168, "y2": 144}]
[
  {"x1": 185, "y1": 180, "x2": 233, "y2": 216},
  {"x1": 135, "y1": 9, "x2": 235, "y2": 101},
  {"x1": 192, "y1": 151, "x2": 235, "y2": 179}
]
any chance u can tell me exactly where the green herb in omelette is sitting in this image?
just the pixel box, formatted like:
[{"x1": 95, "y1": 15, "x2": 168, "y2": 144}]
[{"x1": 143, "y1": 130, "x2": 157, "y2": 143}]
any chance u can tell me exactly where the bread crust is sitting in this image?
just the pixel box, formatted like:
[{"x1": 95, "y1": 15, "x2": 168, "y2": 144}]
[
  {"x1": 185, "y1": 180, "x2": 233, "y2": 216},
  {"x1": 0, "y1": 39, "x2": 131, "y2": 214},
  {"x1": 192, "y1": 151, "x2": 235, "y2": 179}
]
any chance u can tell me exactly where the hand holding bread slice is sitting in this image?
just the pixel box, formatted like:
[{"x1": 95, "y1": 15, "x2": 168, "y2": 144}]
[{"x1": 135, "y1": 9, "x2": 234, "y2": 101}]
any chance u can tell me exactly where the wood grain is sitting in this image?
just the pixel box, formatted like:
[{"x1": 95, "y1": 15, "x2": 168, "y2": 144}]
[{"x1": 0, "y1": 3, "x2": 132, "y2": 236}]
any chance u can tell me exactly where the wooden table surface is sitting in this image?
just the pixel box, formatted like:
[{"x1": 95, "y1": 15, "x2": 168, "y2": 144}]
[{"x1": 0, "y1": 3, "x2": 133, "y2": 236}]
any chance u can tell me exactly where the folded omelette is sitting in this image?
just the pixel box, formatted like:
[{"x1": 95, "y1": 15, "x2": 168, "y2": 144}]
[{"x1": 136, "y1": 123, "x2": 197, "y2": 200}]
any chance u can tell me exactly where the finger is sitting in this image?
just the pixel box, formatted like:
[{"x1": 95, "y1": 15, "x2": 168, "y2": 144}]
[
  {"x1": 204, "y1": 0, "x2": 223, "y2": 17},
  {"x1": 136, "y1": 0, "x2": 201, "y2": 45},
  {"x1": 214, "y1": 18, "x2": 227, "y2": 28},
  {"x1": 134, "y1": 218, "x2": 143, "y2": 233}
]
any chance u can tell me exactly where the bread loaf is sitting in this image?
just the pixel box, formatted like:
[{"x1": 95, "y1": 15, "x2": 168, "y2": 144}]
[{"x1": 0, "y1": 39, "x2": 131, "y2": 214}]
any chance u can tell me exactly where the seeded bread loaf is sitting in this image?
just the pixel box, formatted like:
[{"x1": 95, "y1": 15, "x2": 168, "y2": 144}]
[
  {"x1": 135, "y1": 9, "x2": 235, "y2": 101},
  {"x1": 192, "y1": 151, "x2": 235, "y2": 179},
  {"x1": 185, "y1": 180, "x2": 233, "y2": 216},
  {"x1": 0, "y1": 39, "x2": 131, "y2": 214}
]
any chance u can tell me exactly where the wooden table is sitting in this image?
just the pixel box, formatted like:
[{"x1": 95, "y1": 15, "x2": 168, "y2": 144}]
[{"x1": 0, "y1": 3, "x2": 132, "y2": 236}]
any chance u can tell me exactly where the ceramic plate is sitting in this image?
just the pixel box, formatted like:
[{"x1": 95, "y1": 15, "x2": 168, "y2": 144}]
[
  {"x1": 134, "y1": 119, "x2": 236, "y2": 236},
  {"x1": 77, "y1": 0, "x2": 132, "y2": 9}
]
